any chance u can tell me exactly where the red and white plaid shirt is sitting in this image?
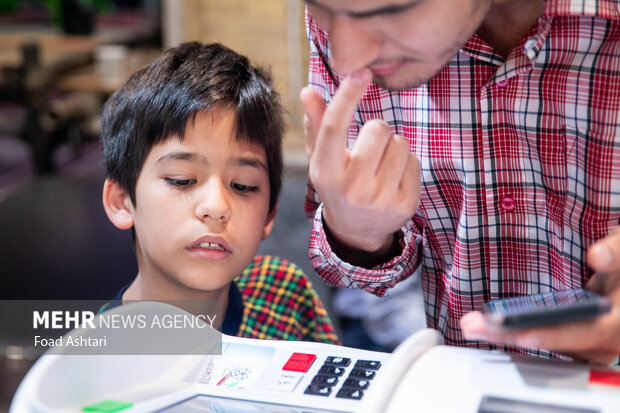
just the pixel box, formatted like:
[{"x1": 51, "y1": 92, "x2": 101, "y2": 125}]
[{"x1": 306, "y1": 0, "x2": 620, "y2": 353}]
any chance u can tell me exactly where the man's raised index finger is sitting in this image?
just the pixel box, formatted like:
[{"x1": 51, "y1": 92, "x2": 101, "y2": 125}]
[{"x1": 314, "y1": 68, "x2": 372, "y2": 165}]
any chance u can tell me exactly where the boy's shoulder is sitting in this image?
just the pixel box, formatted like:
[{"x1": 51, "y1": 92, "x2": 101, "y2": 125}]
[
  {"x1": 234, "y1": 255, "x2": 312, "y2": 293},
  {"x1": 234, "y1": 255, "x2": 339, "y2": 344}
]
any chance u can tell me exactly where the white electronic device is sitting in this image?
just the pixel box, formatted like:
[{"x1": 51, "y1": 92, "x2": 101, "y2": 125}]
[{"x1": 10, "y1": 301, "x2": 620, "y2": 413}]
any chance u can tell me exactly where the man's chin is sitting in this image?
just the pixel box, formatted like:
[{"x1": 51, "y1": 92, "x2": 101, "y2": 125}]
[
  {"x1": 372, "y1": 71, "x2": 429, "y2": 91},
  {"x1": 371, "y1": 62, "x2": 444, "y2": 91}
]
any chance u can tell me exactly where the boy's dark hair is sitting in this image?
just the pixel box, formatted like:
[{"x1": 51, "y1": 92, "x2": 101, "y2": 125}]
[{"x1": 101, "y1": 42, "x2": 284, "y2": 212}]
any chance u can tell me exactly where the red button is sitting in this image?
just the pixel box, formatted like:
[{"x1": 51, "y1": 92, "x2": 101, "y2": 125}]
[
  {"x1": 590, "y1": 369, "x2": 620, "y2": 387},
  {"x1": 283, "y1": 353, "x2": 317, "y2": 372},
  {"x1": 500, "y1": 197, "x2": 516, "y2": 211},
  {"x1": 497, "y1": 79, "x2": 509, "y2": 87}
]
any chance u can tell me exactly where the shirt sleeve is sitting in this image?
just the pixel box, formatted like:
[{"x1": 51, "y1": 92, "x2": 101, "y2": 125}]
[{"x1": 308, "y1": 204, "x2": 423, "y2": 297}]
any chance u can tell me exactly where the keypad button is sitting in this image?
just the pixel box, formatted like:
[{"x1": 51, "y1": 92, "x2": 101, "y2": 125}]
[
  {"x1": 349, "y1": 369, "x2": 376, "y2": 380},
  {"x1": 324, "y1": 356, "x2": 351, "y2": 367},
  {"x1": 319, "y1": 365, "x2": 345, "y2": 376},
  {"x1": 304, "y1": 384, "x2": 332, "y2": 396},
  {"x1": 269, "y1": 374, "x2": 302, "y2": 392},
  {"x1": 354, "y1": 360, "x2": 381, "y2": 370},
  {"x1": 311, "y1": 375, "x2": 339, "y2": 386},
  {"x1": 336, "y1": 388, "x2": 364, "y2": 400},
  {"x1": 342, "y1": 378, "x2": 370, "y2": 389},
  {"x1": 282, "y1": 353, "x2": 317, "y2": 373}
]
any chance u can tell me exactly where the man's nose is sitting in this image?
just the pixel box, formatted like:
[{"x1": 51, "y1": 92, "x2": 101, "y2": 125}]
[
  {"x1": 194, "y1": 180, "x2": 231, "y2": 224},
  {"x1": 329, "y1": 14, "x2": 382, "y2": 75}
]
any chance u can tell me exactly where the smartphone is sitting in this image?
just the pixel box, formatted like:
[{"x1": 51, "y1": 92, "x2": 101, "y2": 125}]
[{"x1": 482, "y1": 288, "x2": 612, "y2": 330}]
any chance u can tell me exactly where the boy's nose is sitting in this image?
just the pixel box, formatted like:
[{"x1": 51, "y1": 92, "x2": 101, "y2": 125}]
[
  {"x1": 195, "y1": 180, "x2": 231, "y2": 224},
  {"x1": 329, "y1": 14, "x2": 382, "y2": 75}
]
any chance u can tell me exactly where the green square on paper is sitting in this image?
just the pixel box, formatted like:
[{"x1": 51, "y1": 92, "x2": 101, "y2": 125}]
[{"x1": 82, "y1": 400, "x2": 133, "y2": 412}]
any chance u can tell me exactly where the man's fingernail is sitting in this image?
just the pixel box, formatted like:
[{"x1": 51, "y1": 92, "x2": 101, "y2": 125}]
[
  {"x1": 350, "y1": 68, "x2": 371, "y2": 84},
  {"x1": 591, "y1": 244, "x2": 613, "y2": 268}
]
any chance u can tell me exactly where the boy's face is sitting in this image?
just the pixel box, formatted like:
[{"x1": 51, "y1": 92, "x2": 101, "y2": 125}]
[{"x1": 126, "y1": 108, "x2": 275, "y2": 293}]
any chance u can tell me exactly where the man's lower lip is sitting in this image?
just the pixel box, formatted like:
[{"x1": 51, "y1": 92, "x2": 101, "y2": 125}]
[{"x1": 370, "y1": 63, "x2": 405, "y2": 76}]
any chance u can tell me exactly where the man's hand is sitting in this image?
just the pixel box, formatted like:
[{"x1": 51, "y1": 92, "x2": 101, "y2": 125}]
[
  {"x1": 461, "y1": 227, "x2": 620, "y2": 364},
  {"x1": 300, "y1": 68, "x2": 421, "y2": 262}
]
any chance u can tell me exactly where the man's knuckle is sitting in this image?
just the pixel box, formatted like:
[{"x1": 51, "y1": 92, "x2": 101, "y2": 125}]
[
  {"x1": 320, "y1": 117, "x2": 339, "y2": 137},
  {"x1": 363, "y1": 119, "x2": 391, "y2": 138},
  {"x1": 408, "y1": 156, "x2": 421, "y2": 175},
  {"x1": 394, "y1": 134, "x2": 410, "y2": 151},
  {"x1": 308, "y1": 166, "x2": 324, "y2": 186}
]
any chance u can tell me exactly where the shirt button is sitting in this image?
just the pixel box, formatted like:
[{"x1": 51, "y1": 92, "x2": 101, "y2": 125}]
[
  {"x1": 524, "y1": 38, "x2": 537, "y2": 51},
  {"x1": 497, "y1": 79, "x2": 509, "y2": 87},
  {"x1": 501, "y1": 197, "x2": 516, "y2": 211}
]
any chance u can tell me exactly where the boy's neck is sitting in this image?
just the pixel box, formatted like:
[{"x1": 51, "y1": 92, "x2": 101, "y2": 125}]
[{"x1": 122, "y1": 274, "x2": 230, "y2": 331}]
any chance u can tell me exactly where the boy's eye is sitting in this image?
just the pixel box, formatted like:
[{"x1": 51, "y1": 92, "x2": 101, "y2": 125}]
[
  {"x1": 165, "y1": 178, "x2": 196, "y2": 187},
  {"x1": 230, "y1": 182, "x2": 258, "y2": 193}
]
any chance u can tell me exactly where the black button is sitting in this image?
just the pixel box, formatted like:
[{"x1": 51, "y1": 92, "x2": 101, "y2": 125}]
[
  {"x1": 354, "y1": 360, "x2": 381, "y2": 370},
  {"x1": 318, "y1": 365, "x2": 345, "y2": 376},
  {"x1": 311, "y1": 375, "x2": 339, "y2": 386},
  {"x1": 304, "y1": 384, "x2": 332, "y2": 396},
  {"x1": 348, "y1": 369, "x2": 376, "y2": 380},
  {"x1": 336, "y1": 388, "x2": 364, "y2": 400},
  {"x1": 342, "y1": 378, "x2": 370, "y2": 389},
  {"x1": 324, "y1": 356, "x2": 351, "y2": 367}
]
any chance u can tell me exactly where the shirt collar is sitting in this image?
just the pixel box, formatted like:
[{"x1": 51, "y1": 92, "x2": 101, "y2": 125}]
[
  {"x1": 460, "y1": 0, "x2": 619, "y2": 68},
  {"x1": 542, "y1": 0, "x2": 620, "y2": 20}
]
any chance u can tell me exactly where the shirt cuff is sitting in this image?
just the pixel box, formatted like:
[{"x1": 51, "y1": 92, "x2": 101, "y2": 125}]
[{"x1": 308, "y1": 204, "x2": 421, "y2": 297}]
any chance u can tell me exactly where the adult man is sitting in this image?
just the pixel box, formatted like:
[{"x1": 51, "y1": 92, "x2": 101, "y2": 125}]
[{"x1": 301, "y1": 0, "x2": 620, "y2": 363}]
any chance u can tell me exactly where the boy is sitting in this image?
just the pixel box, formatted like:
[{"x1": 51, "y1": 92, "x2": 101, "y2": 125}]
[{"x1": 100, "y1": 42, "x2": 338, "y2": 344}]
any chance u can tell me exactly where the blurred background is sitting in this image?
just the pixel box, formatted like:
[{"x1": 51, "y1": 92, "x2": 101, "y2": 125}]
[{"x1": 0, "y1": 1, "x2": 425, "y2": 410}]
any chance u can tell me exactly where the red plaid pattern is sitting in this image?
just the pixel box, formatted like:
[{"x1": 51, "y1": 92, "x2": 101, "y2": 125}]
[{"x1": 305, "y1": 0, "x2": 620, "y2": 353}]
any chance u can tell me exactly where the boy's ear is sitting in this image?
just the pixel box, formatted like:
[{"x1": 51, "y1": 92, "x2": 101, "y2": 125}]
[
  {"x1": 102, "y1": 179, "x2": 135, "y2": 230},
  {"x1": 261, "y1": 202, "x2": 278, "y2": 240}
]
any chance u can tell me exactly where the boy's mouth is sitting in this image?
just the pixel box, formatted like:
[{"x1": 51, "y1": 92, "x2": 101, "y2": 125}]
[
  {"x1": 188, "y1": 238, "x2": 231, "y2": 261},
  {"x1": 196, "y1": 242, "x2": 225, "y2": 251},
  {"x1": 189, "y1": 236, "x2": 231, "y2": 255}
]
